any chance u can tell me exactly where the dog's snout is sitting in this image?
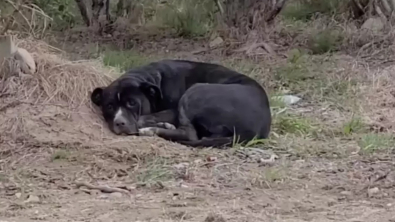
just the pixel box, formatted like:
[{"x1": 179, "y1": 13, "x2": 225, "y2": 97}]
[
  {"x1": 114, "y1": 118, "x2": 126, "y2": 127},
  {"x1": 112, "y1": 108, "x2": 138, "y2": 135}
]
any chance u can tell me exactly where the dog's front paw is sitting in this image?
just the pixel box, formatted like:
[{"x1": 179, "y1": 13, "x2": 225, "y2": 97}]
[
  {"x1": 156, "y1": 122, "x2": 176, "y2": 130},
  {"x1": 138, "y1": 127, "x2": 157, "y2": 137}
]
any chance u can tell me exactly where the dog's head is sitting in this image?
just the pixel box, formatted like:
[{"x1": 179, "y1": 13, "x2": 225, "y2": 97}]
[{"x1": 91, "y1": 81, "x2": 162, "y2": 135}]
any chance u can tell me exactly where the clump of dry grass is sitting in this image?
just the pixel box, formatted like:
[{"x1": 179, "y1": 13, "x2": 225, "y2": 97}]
[
  {"x1": 0, "y1": 36, "x2": 117, "y2": 108},
  {"x1": 360, "y1": 64, "x2": 395, "y2": 133}
]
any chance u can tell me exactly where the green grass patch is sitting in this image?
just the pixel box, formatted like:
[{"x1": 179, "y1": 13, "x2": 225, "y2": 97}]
[
  {"x1": 307, "y1": 29, "x2": 343, "y2": 54},
  {"x1": 231, "y1": 136, "x2": 270, "y2": 149},
  {"x1": 273, "y1": 114, "x2": 316, "y2": 136},
  {"x1": 274, "y1": 54, "x2": 357, "y2": 107},
  {"x1": 51, "y1": 150, "x2": 70, "y2": 161},
  {"x1": 342, "y1": 115, "x2": 366, "y2": 136},
  {"x1": 33, "y1": 0, "x2": 78, "y2": 30},
  {"x1": 281, "y1": 0, "x2": 346, "y2": 21},
  {"x1": 358, "y1": 133, "x2": 394, "y2": 154},
  {"x1": 103, "y1": 50, "x2": 154, "y2": 71},
  {"x1": 134, "y1": 157, "x2": 173, "y2": 187},
  {"x1": 275, "y1": 51, "x2": 314, "y2": 84}
]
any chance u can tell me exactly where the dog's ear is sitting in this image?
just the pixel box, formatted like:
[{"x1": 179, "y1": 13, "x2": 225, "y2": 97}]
[
  {"x1": 140, "y1": 82, "x2": 163, "y2": 101},
  {"x1": 91, "y1": 87, "x2": 104, "y2": 106}
]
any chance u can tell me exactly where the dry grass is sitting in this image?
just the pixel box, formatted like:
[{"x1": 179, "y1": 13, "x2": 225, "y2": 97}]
[{"x1": 0, "y1": 36, "x2": 116, "y2": 108}]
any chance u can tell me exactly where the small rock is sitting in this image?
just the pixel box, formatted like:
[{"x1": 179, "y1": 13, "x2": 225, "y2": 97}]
[
  {"x1": 24, "y1": 195, "x2": 40, "y2": 203},
  {"x1": 194, "y1": 159, "x2": 203, "y2": 164},
  {"x1": 387, "y1": 203, "x2": 392, "y2": 207},
  {"x1": 98, "y1": 194, "x2": 108, "y2": 199},
  {"x1": 340, "y1": 191, "x2": 352, "y2": 196},
  {"x1": 368, "y1": 187, "x2": 380, "y2": 196},
  {"x1": 178, "y1": 183, "x2": 188, "y2": 188},
  {"x1": 109, "y1": 192, "x2": 123, "y2": 199},
  {"x1": 272, "y1": 95, "x2": 302, "y2": 105},
  {"x1": 127, "y1": 185, "x2": 136, "y2": 191},
  {"x1": 206, "y1": 156, "x2": 217, "y2": 162},
  {"x1": 209, "y1": 37, "x2": 224, "y2": 48},
  {"x1": 173, "y1": 162, "x2": 189, "y2": 170},
  {"x1": 361, "y1": 17, "x2": 385, "y2": 33},
  {"x1": 259, "y1": 154, "x2": 278, "y2": 165},
  {"x1": 15, "y1": 192, "x2": 22, "y2": 199}
]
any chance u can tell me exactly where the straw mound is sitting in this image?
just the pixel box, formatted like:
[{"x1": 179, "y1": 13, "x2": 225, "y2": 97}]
[{"x1": 0, "y1": 38, "x2": 186, "y2": 162}]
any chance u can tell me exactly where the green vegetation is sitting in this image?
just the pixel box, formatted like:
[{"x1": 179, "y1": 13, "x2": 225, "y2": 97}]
[
  {"x1": 281, "y1": 0, "x2": 346, "y2": 21},
  {"x1": 51, "y1": 150, "x2": 70, "y2": 161},
  {"x1": 33, "y1": 0, "x2": 77, "y2": 30},
  {"x1": 342, "y1": 115, "x2": 366, "y2": 136},
  {"x1": 273, "y1": 114, "x2": 316, "y2": 136},
  {"x1": 154, "y1": 0, "x2": 217, "y2": 37},
  {"x1": 134, "y1": 157, "x2": 173, "y2": 186},
  {"x1": 358, "y1": 133, "x2": 394, "y2": 154},
  {"x1": 103, "y1": 50, "x2": 155, "y2": 71},
  {"x1": 307, "y1": 29, "x2": 343, "y2": 54}
]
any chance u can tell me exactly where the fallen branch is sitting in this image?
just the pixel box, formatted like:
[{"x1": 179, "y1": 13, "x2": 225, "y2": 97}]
[{"x1": 74, "y1": 181, "x2": 131, "y2": 195}]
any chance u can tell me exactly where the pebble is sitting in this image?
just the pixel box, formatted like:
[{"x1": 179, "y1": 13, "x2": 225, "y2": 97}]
[
  {"x1": 24, "y1": 194, "x2": 40, "y2": 203},
  {"x1": 15, "y1": 192, "x2": 22, "y2": 199},
  {"x1": 194, "y1": 159, "x2": 203, "y2": 164},
  {"x1": 173, "y1": 162, "x2": 189, "y2": 170},
  {"x1": 340, "y1": 191, "x2": 352, "y2": 196},
  {"x1": 206, "y1": 156, "x2": 217, "y2": 162},
  {"x1": 368, "y1": 187, "x2": 380, "y2": 196},
  {"x1": 109, "y1": 192, "x2": 123, "y2": 199}
]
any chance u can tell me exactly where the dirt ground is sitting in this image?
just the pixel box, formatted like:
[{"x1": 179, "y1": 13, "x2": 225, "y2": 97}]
[{"x1": 1, "y1": 36, "x2": 395, "y2": 222}]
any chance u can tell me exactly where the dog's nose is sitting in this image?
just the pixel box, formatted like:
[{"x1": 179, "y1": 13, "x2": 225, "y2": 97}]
[{"x1": 114, "y1": 118, "x2": 126, "y2": 127}]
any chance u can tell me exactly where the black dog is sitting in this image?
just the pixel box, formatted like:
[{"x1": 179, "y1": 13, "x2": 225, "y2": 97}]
[{"x1": 91, "y1": 59, "x2": 271, "y2": 148}]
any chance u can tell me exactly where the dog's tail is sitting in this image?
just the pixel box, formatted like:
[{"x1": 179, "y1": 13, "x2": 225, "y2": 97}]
[{"x1": 177, "y1": 137, "x2": 233, "y2": 149}]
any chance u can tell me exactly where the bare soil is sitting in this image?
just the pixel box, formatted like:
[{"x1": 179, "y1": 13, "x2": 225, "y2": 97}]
[{"x1": 1, "y1": 37, "x2": 395, "y2": 222}]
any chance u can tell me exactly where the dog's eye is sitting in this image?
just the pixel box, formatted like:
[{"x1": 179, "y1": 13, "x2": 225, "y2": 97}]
[
  {"x1": 107, "y1": 104, "x2": 114, "y2": 111},
  {"x1": 126, "y1": 100, "x2": 136, "y2": 108}
]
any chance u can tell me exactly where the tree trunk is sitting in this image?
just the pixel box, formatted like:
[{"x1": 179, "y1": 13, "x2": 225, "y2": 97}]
[
  {"x1": 116, "y1": 0, "x2": 133, "y2": 18},
  {"x1": 74, "y1": 0, "x2": 111, "y2": 33},
  {"x1": 75, "y1": 0, "x2": 92, "y2": 26}
]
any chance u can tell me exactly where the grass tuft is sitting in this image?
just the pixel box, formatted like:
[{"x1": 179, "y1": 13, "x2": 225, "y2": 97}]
[
  {"x1": 307, "y1": 29, "x2": 343, "y2": 54},
  {"x1": 51, "y1": 150, "x2": 70, "y2": 161},
  {"x1": 134, "y1": 157, "x2": 174, "y2": 187},
  {"x1": 358, "y1": 133, "x2": 394, "y2": 154},
  {"x1": 103, "y1": 50, "x2": 154, "y2": 72},
  {"x1": 342, "y1": 115, "x2": 366, "y2": 136},
  {"x1": 273, "y1": 114, "x2": 316, "y2": 136}
]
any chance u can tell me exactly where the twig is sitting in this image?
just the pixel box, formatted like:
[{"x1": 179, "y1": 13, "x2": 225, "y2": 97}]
[{"x1": 74, "y1": 181, "x2": 131, "y2": 195}]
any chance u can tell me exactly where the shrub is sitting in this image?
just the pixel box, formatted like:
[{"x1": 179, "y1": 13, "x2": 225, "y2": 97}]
[
  {"x1": 282, "y1": 0, "x2": 347, "y2": 21},
  {"x1": 154, "y1": 0, "x2": 217, "y2": 37}
]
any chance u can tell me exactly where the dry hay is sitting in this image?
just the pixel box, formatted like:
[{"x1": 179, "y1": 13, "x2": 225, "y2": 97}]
[
  {"x1": 361, "y1": 64, "x2": 395, "y2": 133},
  {"x1": 0, "y1": 37, "x2": 189, "y2": 169},
  {"x1": 1, "y1": 37, "x2": 115, "y2": 107}
]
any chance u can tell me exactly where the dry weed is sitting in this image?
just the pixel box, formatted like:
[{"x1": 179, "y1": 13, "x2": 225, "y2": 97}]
[{"x1": 0, "y1": 36, "x2": 116, "y2": 108}]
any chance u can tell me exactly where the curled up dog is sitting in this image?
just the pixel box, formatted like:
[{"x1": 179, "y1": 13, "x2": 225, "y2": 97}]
[{"x1": 90, "y1": 59, "x2": 271, "y2": 148}]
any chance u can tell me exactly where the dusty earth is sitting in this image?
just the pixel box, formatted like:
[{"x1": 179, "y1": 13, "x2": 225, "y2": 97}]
[{"x1": 1, "y1": 36, "x2": 395, "y2": 222}]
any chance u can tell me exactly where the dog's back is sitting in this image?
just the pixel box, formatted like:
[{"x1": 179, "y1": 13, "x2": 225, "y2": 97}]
[{"x1": 116, "y1": 59, "x2": 267, "y2": 112}]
